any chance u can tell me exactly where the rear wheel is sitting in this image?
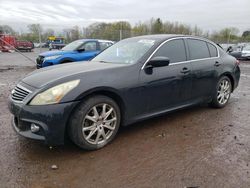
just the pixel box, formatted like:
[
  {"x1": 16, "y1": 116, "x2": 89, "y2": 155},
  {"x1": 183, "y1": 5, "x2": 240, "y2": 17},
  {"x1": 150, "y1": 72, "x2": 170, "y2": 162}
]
[
  {"x1": 211, "y1": 76, "x2": 232, "y2": 108},
  {"x1": 68, "y1": 95, "x2": 121, "y2": 150}
]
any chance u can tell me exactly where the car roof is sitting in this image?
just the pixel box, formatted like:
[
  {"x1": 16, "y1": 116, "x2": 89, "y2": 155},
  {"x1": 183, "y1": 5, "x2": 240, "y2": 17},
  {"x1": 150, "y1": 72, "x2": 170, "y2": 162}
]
[
  {"x1": 129, "y1": 34, "x2": 211, "y2": 43},
  {"x1": 76, "y1": 35, "x2": 213, "y2": 44},
  {"x1": 75, "y1": 39, "x2": 114, "y2": 43}
]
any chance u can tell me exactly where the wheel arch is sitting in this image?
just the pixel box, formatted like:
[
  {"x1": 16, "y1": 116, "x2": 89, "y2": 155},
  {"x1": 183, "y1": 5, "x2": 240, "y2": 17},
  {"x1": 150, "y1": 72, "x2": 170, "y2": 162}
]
[
  {"x1": 220, "y1": 72, "x2": 235, "y2": 92},
  {"x1": 59, "y1": 58, "x2": 75, "y2": 64},
  {"x1": 77, "y1": 87, "x2": 126, "y2": 119},
  {"x1": 64, "y1": 87, "x2": 126, "y2": 140}
]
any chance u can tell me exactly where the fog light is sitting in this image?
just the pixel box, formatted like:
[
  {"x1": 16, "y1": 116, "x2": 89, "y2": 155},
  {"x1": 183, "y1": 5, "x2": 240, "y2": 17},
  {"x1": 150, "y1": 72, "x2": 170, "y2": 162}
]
[{"x1": 31, "y1": 123, "x2": 40, "y2": 133}]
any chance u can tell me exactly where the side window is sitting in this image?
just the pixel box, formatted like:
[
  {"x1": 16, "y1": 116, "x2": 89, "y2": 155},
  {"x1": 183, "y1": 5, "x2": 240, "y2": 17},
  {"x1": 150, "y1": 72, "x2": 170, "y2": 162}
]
[
  {"x1": 207, "y1": 42, "x2": 218, "y2": 57},
  {"x1": 187, "y1": 39, "x2": 210, "y2": 60},
  {"x1": 153, "y1": 39, "x2": 187, "y2": 63},
  {"x1": 82, "y1": 42, "x2": 97, "y2": 51},
  {"x1": 99, "y1": 42, "x2": 112, "y2": 51}
]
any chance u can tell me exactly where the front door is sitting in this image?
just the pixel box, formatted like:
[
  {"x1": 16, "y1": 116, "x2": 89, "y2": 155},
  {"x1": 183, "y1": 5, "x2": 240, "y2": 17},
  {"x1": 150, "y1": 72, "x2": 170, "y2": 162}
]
[
  {"x1": 140, "y1": 38, "x2": 193, "y2": 113},
  {"x1": 77, "y1": 41, "x2": 99, "y2": 61}
]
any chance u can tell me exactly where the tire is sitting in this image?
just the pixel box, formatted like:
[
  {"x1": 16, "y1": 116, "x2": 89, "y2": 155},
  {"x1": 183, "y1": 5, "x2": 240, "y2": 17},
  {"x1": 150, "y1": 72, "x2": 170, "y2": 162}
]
[
  {"x1": 68, "y1": 95, "x2": 121, "y2": 150},
  {"x1": 210, "y1": 76, "x2": 232, "y2": 108},
  {"x1": 61, "y1": 60, "x2": 73, "y2": 64}
]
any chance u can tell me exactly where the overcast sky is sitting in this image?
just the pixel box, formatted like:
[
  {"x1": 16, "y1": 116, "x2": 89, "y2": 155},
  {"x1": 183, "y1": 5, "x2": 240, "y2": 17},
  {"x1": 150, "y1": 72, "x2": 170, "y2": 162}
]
[{"x1": 0, "y1": 0, "x2": 249, "y2": 33}]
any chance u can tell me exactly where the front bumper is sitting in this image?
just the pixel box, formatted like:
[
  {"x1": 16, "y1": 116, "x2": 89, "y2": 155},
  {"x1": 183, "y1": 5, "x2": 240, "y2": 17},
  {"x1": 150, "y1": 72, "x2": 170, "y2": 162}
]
[
  {"x1": 8, "y1": 97, "x2": 80, "y2": 145},
  {"x1": 17, "y1": 47, "x2": 32, "y2": 50},
  {"x1": 36, "y1": 56, "x2": 44, "y2": 69},
  {"x1": 36, "y1": 60, "x2": 55, "y2": 69}
]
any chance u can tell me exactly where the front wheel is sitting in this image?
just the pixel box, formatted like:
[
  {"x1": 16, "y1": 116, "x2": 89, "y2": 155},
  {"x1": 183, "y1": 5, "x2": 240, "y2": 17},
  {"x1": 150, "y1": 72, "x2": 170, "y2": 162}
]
[
  {"x1": 60, "y1": 60, "x2": 73, "y2": 64},
  {"x1": 210, "y1": 76, "x2": 232, "y2": 108},
  {"x1": 68, "y1": 95, "x2": 121, "y2": 150}
]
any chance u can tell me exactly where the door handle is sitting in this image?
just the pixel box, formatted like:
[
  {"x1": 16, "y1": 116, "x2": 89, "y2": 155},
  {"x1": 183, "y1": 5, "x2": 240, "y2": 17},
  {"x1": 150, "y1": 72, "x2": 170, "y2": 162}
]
[
  {"x1": 181, "y1": 67, "x2": 190, "y2": 74},
  {"x1": 214, "y1": 61, "x2": 221, "y2": 67}
]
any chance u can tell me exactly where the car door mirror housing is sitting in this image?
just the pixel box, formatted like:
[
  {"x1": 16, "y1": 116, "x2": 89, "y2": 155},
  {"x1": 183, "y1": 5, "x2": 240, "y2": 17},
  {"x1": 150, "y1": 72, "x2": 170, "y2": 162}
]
[
  {"x1": 227, "y1": 47, "x2": 233, "y2": 53},
  {"x1": 77, "y1": 48, "x2": 85, "y2": 52},
  {"x1": 147, "y1": 56, "x2": 170, "y2": 68}
]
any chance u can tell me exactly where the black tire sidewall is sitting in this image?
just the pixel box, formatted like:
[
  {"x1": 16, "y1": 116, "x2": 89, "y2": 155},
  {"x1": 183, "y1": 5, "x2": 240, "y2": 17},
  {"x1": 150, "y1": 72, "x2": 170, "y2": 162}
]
[
  {"x1": 61, "y1": 60, "x2": 73, "y2": 64},
  {"x1": 69, "y1": 95, "x2": 121, "y2": 150}
]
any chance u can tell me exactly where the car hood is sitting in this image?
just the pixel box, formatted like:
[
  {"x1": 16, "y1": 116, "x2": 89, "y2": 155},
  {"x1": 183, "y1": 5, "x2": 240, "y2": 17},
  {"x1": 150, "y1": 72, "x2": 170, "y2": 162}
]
[
  {"x1": 21, "y1": 61, "x2": 127, "y2": 88},
  {"x1": 40, "y1": 50, "x2": 75, "y2": 57}
]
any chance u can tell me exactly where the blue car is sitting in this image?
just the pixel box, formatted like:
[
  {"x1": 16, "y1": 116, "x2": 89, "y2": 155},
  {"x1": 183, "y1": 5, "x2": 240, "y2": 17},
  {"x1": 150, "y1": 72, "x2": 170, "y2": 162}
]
[{"x1": 36, "y1": 39, "x2": 114, "y2": 68}]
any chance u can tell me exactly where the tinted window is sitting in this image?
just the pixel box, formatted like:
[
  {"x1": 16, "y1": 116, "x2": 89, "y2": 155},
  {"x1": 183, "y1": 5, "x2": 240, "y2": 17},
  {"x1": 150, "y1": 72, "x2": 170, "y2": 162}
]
[
  {"x1": 153, "y1": 39, "x2": 187, "y2": 63},
  {"x1": 187, "y1": 39, "x2": 210, "y2": 60},
  {"x1": 100, "y1": 42, "x2": 112, "y2": 51},
  {"x1": 79, "y1": 42, "x2": 97, "y2": 51},
  {"x1": 62, "y1": 40, "x2": 84, "y2": 51},
  {"x1": 207, "y1": 42, "x2": 218, "y2": 57}
]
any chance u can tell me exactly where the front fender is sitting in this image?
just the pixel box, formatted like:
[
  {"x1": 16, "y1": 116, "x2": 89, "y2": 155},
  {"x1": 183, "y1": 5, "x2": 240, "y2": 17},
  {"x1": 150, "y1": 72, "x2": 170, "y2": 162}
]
[{"x1": 75, "y1": 87, "x2": 122, "y2": 101}]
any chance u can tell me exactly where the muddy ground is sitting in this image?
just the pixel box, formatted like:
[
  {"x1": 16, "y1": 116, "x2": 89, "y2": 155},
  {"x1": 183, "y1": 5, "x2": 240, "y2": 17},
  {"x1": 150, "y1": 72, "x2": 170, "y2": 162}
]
[{"x1": 0, "y1": 50, "x2": 250, "y2": 188}]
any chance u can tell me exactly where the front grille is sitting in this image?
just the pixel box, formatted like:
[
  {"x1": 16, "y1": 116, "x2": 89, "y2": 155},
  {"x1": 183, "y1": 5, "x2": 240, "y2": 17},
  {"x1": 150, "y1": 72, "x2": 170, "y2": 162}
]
[
  {"x1": 36, "y1": 56, "x2": 44, "y2": 66},
  {"x1": 11, "y1": 85, "x2": 31, "y2": 102}
]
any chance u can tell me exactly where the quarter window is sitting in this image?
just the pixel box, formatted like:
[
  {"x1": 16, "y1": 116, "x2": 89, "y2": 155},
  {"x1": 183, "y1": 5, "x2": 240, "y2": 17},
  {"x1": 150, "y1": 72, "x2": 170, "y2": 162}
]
[
  {"x1": 100, "y1": 42, "x2": 112, "y2": 51},
  {"x1": 207, "y1": 42, "x2": 218, "y2": 57},
  {"x1": 153, "y1": 39, "x2": 187, "y2": 63},
  {"x1": 187, "y1": 39, "x2": 210, "y2": 60}
]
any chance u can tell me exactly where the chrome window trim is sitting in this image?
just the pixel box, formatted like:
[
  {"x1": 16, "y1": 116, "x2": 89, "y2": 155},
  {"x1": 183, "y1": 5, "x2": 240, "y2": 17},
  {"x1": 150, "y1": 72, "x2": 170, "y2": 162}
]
[{"x1": 141, "y1": 36, "x2": 220, "y2": 69}]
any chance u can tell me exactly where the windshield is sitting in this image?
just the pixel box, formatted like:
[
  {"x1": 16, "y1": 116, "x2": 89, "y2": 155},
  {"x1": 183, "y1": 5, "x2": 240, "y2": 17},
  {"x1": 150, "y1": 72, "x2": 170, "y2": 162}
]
[
  {"x1": 61, "y1": 40, "x2": 84, "y2": 51},
  {"x1": 92, "y1": 38, "x2": 155, "y2": 64},
  {"x1": 243, "y1": 45, "x2": 250, "y2": 51}
]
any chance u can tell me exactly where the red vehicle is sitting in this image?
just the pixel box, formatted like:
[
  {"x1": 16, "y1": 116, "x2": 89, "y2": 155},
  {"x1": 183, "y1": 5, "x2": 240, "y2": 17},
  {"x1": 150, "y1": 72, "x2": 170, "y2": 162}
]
[
  {"x1": 0, "y1": 34, "x2": 16, "y2": 52},
  {"x1": 15, "y1": 40, "x2": 34, "y2": 52},
  {"x1": 0, "y1": 34, "x2": 34, "y2": 52}
]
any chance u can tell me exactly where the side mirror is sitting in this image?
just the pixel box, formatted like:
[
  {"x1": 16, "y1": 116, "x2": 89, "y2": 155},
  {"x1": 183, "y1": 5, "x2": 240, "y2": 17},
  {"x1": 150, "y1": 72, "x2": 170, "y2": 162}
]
[
  {"x1": 77, "y1": 48, "x2": 85, "y2": 52},
  {"x1": 227, "y1": 47, "x2": 233, "y2": 53},
  {"x1": 146, "y1": 56, "x2": 170, "y2": 68}
]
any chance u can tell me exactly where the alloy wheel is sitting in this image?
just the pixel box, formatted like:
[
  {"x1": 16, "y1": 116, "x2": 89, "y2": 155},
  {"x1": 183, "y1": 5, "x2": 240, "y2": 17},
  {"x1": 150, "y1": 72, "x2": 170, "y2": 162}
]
[
  {"x1": 82, "y1": 103, "x2": 117, "y2": 145},
  {"x1": 217, "y1": 79, "x2": 231, "y2": 105}
]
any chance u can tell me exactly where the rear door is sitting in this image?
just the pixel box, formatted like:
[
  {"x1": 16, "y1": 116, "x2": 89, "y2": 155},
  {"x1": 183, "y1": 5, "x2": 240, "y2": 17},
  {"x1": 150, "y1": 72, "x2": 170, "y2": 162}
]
[
  {"x1": 186, "y1": 38, "x2": 219, "y2": 100},
  {"x1": 140, "y1": 38, "x2": 193, "y2": 113}
]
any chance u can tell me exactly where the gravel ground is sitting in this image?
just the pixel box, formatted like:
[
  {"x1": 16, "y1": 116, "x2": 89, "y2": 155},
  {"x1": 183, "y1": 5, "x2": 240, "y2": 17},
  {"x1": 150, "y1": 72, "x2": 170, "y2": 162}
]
[{"x1": 0, "y1": 50, "x2": 250, "y2": 188}]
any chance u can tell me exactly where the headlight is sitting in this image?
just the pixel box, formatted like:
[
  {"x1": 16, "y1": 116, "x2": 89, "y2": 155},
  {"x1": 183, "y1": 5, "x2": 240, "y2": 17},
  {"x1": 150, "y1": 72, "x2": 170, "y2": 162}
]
[
  {"x1": 29, "y1": 80, "x2": 80, "y2": 105},
  {"x1": 44, "y1": 55, "x2": 61, "y2": 61}
]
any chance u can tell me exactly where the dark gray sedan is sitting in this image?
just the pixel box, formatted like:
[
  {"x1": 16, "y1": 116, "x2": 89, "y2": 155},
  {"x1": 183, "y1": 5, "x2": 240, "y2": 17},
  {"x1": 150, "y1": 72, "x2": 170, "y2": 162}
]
[{"x1": 9, "y1": 35, "x2": 240, "y2": 150}]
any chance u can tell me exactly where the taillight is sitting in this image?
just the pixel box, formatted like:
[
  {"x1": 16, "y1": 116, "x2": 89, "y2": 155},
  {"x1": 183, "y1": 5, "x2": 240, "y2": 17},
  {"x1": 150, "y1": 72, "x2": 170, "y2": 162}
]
[{"x1": 236, "y1": 60, "x2": 240, "y2": 66}]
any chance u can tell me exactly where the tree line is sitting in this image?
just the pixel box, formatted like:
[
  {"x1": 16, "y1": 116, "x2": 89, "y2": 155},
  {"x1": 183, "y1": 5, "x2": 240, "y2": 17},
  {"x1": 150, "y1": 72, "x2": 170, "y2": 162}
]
[{"x1": 1, "y1": 18, "x2": 250, "y2": 44}]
